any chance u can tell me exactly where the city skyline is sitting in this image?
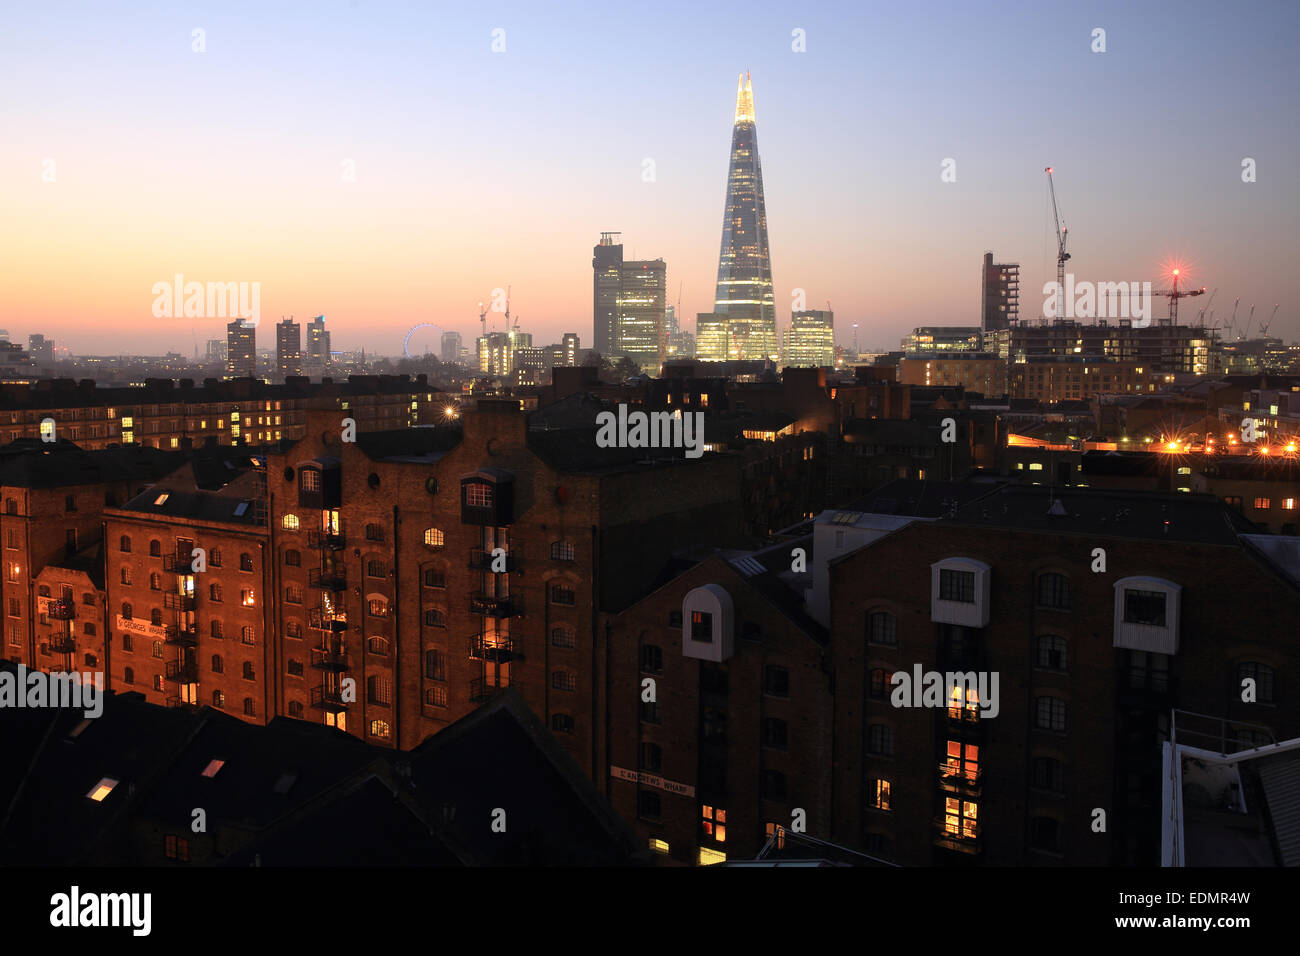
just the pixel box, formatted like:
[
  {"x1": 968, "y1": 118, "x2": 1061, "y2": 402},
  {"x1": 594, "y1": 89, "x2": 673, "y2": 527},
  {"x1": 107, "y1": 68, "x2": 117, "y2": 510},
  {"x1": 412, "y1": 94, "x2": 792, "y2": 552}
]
[{"x1": 3, "y1": 0, "x2": 1298, "y2": 356}]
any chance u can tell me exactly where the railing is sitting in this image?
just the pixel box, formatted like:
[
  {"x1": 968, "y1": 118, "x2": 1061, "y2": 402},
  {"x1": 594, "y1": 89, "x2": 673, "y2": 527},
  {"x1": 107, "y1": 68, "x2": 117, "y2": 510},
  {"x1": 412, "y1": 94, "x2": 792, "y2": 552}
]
[
  {"x1": 48, "y1": 635, "x2": 76, "y2": 653},
  {"x1": 309, "y1": 567, "x2": 348, "y2": 591},
  {"x1": 469, "y1": 677, "x2": 521, "y2": 703},
  {"x1": 47, "y1": 601, "x2": 76, "y2": 620},
  {"x1": 310, "y1": 647, "x2": 350, "y2": 671},
  {"x1": 308, "y1": 609, "x2": 349, "y2": 632},
  {"x1": 164, "y1": 623, "x2": 199, "y2": 646},
  {"x1": 468, "y1": 548, "x2": 518, "y2": 572},
  {"x1": 163, "y1": 592, "x2": 196, "y2": 611},
  {"x1": 932, "y1": 816, "x2": 982, "y2": 853},
  {"x1": 311, "y1": 685, "x2": 348, "y2": 712},
  {"x1": 937, "y1": 763, "x2": 983, "y2": 794},
  {"x1": 307, "y1": 530, "x2": 346, "y2": 550},
  {"x1": 946, "y1": 706, "x2": 980, "y2": 725},
  {"x1": 162, "y1": 553, "x2": 193, "y2": 573},
  {"x1": 468, "y1": 635, "x2": 516, "y2": 661},
  {"x1": 469, "y1": 592, "x2": 519, "y2": 617},
  {"x1": 164, "y1": 660, "x2": 198, "y2": 683}
]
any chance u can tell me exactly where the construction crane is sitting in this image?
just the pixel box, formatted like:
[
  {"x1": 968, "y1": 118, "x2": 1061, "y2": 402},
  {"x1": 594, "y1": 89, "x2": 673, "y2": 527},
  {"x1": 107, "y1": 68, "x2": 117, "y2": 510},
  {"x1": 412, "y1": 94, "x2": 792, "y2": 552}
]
[
  {"x1": 1243, "y1": 304, "x2": 1256, "y2": 340},
  {"x1": 1196, "y1": 287, "x2": 1218, "y2": 325},
  {"x1": 1260, "y1": 304, "x2": 1280, "y2": 337},
  {"x1": 478, "y1": 301, "x2": 488, "y2": 339},
  {"x1": 1148, "y1": 268, "x2": 1205, "y2": 325},
  {"x1": 1045, "y1": 167, "x2": 1070, "y2": 320},
  {"x1": 1225, "y1": 297, "x2": 1240, "y2": 340}
]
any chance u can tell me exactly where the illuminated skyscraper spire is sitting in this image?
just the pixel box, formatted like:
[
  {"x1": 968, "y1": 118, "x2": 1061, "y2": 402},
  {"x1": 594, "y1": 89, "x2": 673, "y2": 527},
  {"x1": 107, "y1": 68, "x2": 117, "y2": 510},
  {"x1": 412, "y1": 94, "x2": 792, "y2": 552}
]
[{"x1": 712, "y1": 72, "x2": 776, "y2": 362}]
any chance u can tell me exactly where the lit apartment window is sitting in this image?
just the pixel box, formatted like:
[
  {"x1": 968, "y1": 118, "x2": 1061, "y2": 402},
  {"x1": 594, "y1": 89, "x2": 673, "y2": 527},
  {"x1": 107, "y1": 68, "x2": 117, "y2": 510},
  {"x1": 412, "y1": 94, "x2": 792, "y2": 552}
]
[
  {"x1": 299, "y1": 468, "x2": 320, "y2": 492},
  {"x1": 1285, "y1": 499, "x2": 1297, "y2": 511},
  {"x1": 690, "y1": 609, "x2": 712, "y2": 641},
  {"x1": 423, "y1": 528, "x2": 444, "y2": 548},
  {"x1": 944, "y1": 797, "x2": 978, "y2": 839},
  {"x1": 701, "y1": 805, "x2": 726, "y2": 842},
  {"x1": 872, "y1": 778, "x2": 891, "y2": 811},
  {"x1": 369, "y1": 719, "x2": 391, "y2": 739},
  {"x1": 1254, "y1": 497, "x2": 1271, "y2": 510},
  {"x1": 87, "y1": 778, "x2": 119, "y2": 802},
  {"x1": 212, "y1": 691, "x2": 225, "y2": 709},
  {"x1": 282, "y1": 514, "x2": 300, "y2": 531},
  {"x1": 944, "y1": 740, "x2": 979, "y2": 782}
]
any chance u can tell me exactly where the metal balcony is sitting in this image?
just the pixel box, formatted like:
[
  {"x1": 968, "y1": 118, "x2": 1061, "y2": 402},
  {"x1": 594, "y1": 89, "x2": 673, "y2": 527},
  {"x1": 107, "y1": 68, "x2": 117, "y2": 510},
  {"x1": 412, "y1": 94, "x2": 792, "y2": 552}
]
[
  {"x1": 309, "y1": 567, "x2": 348, "y2": 591},
  {"x1": 469, "y1": 592, "x2": 519, "y2": 617},
  {"x1": 937, "y1": 763, "x2": 983, "y2": 796},
  {"x1": 310, "y1": 646, "x2": 350, "y2": 671},
  {"x1": 309, "y1": 609, "x2": 349, "y2": 632},
  {"x1": 47, "y1": 601, "x2": 75, "y2": 620},
  {"x1": 468, "y1": 548, "x2": 518, "y2": 572},
  {"x1": 932, "y1": 817, "x2": 982, "y2": 854},
  {"x1": 164, "y1": 695, "x2": 198, "y2": 710},
  {"x1": 164, "y1": 622, "x2": 199, "y2": 646},
  {"x1": 946, "y1": 706, "x2": 980, "y2": 725},
  {"x1": 307, "y1": 530, "x2": 346, "y2": 550},
  {"x1": 469, "y1": 677, "x2": 520, "y2": 704},
  {"x1": 164, "y1": 660, "x2": 198, "y2": 683},
  {"x1": 311, "y1": 685, "x2": 348, "y2": 713},
  {"x1": 48, "y1": 635, "x2": 76, "y2": 653},
  {"x1": 163, "y1": 592, "x2": 196, "y2": 611},
  {"x1": 468, "y1": 634, "x2": 516, "y2": 662},
  {"x1": 162, "y1": 553, "x2": 193, "y2": 573}
]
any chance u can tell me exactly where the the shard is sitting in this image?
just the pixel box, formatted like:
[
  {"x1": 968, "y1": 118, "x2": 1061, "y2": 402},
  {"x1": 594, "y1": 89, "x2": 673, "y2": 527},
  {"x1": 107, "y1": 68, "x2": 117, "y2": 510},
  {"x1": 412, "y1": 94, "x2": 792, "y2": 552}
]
[{"x1": 711, "y1": 72, "x2": 777, "y2": 362}]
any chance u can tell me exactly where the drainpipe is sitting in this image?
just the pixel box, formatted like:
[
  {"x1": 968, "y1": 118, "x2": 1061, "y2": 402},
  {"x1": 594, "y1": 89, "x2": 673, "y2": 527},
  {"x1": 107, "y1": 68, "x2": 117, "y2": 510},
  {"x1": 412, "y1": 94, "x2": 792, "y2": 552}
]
[{"x1": 392, "y1": 502, "x2": 400, "y2": 750}]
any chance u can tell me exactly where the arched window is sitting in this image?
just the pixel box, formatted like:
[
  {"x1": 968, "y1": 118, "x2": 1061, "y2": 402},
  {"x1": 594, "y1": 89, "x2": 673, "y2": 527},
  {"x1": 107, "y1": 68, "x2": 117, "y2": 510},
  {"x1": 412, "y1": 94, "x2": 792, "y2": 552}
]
[
  {"x1": 1036, "y1": 635, "x2": 1068, "y2": 671},
  {"x1": 123, "y1": 666, "x2": 134, "y2": 684},
  {"x1": 121, "y1": 602, "x2": 133, "y2": 619},
  {"x1": 1236, "y1": 662, "x2": 1275, "y2": 704},
  {"x1": 212, "y1": 654, "x2": 223, "y2": 673},
  {"x1": 119, "y1": 535, "x2": 131, "y2": 553},
  {"x1": 149, "y1": 539, "x2": 161, "y2": 556},
  {"x1": 282, "y1": 514, "x2": 300, "y2": 531},
  {"x1": 367, "y1": 636, "x2": 389, "y2": 656},
  {"x1": 150, "y1": 609, "x2": 162, "y2": 626},
  {"x1": 284, "y1": 549, "x2": 301, "y2": 567}
]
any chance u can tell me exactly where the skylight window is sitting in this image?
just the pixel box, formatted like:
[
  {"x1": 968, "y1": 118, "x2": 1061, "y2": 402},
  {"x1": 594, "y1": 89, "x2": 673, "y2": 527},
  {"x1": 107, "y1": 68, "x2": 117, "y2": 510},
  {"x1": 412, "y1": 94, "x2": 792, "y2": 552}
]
[
  {"x1": 87, "y1": 777, "x2": 119, "y2": 801},
  {"x1": 154, "y1": 493, "x2": 169, "y2": 506},
  {"x1": 233, "y1": 502, "x2": 249, "y2": 517},
  {"x1": 201, "y1": 759, "x2": 225, "y2": 778}
]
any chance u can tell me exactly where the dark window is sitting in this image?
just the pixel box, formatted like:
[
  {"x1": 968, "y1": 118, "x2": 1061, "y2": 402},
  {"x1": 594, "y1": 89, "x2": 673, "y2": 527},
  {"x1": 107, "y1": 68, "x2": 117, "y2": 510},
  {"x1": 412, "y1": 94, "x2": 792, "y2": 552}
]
[
  {"x1": 1035, "y1": 696, "x2": 1067, "y2": 732},
  {"x1": 287, "y1": 659, "x2": 303, "y2": 676},
  {"x1": 763, "y1": 717, "x2": 788, "y2": 750},
  {"x1": 423, "y1": 608, "x2": 446, "y2": 628},
  {"x1": 867, "y1": 611, "x2": 897, "y2": 646},
  {"x1": 123, "y1": 666, "x2": 134, "y2": 684},
  {"x1": 552, "y1": 670, "x2": 576, "y2": 692},
  {"x1": 869, "y1": 667, "x2": 892, "y2": 700},
  {"x1": 149, "y1": 540, "x2": 161, "y2": 557},
  {"x1": 367, "y1": 675, "x2": 392, "y2": 706},
  {"x1": 1036, "y1": 635, "x2": 1068, "y2": 671},
  {"x1": 210, "y1": 620, "x2": 223, "y2": 639},
  {"x1": 423, "y1": 568, "x2": 446, "y2": 589},
  {"x1": 210, "y1": 548, "x2": 222, "y2": 568},
  {"x1": 762, "y1": 771, "x2": 787, "y2": 800},
  {"x1": 211, "y1": 654, "x2": 223, "y2": 674},
  {"x1": 119, "y1": 535, "x2": 131, "y2": 553},
  {"x1": 764, "y1": 665, "x2": 790, "y2": 697},
  {"x1": 285, "y1": 585, "x2": 302, "y2": 605},
  {"x1": 867, "y1": 724, "x2": 894, "y2": 757},
  {"x1": 639, "y1": 742, "x2": 662, "y2": 772},
  {"x1": 288, "y1": 700, "x2": 304, "y2": 718},
  {"x1": 242, "y1": 661, "x2": 254, "y2": 680},
  {"x1": 241, "y1": 626, "x2": 254, "y2": 645},
  {"x1": 150, "y1": 608, "x2": 163, "y2": 626},
  {"x1": 690, "y1": 610, "x2": 713, "y2": 641},
  {"x1": 1036, "y1": 573, "x2": 1070, "y2": 610},
  {"x1": 640, "y1": 644, "x2": 663, "y2": 673},
  {"x1": 243, "y1": 697, "x2": 255, "y2": 716},
  {"x1": 550, "y1": 541, "x2": 575, "y2": 562},
  {"x1": 212, "y1": 691, "x2": 225, "y2": 709},
  {"x1": 1031, "y1": 757, "x2": 1064, "y2": 793},
  {"x1": 639, "y1": 698, "x2": 661, "y2": 724},
  {"x1": 284, "y1": 549, "x2": 301, "y2": 567},
  {"x1": 426, "y1": 686, "x2": 447, "y2": 708},
  {"x1": 367, "y1": 559, "x2": 385, "y2": 578},
  {"x1": 669, "y1": 611, "x2": 682, "y2": 628},
  {"x1": 551, "y1": 626, "x2": 576, "y2": 648},
  {"x1": 368, "y1": 636, "x2": 389, "y2": 656},
  {"x1": 425, "y1": 649, "x2": 446, "y2": 681},
  {"x1": 939, "y1": 568, "x2": 975, "y2": 603},
  {"x1": 209, "y1": 584, "x2": 222, "y2": 602},
  {"x1": 365, "y1": 523, "x2": 383, "y2": 542},
  {"x1": 1030, "y1": 817, "x2": 1061, "y2": 853},
  {"x1": 637, "y1": 790, "x2": 661, "y2": 821},
  {"x1": 164, "y1": 834, "x2": 190, "y2": 862},
  {"x1": 551, "y1": 714, "x2": 575, "y2": 734},
  {"x1": 239, "y1": 552, "x2": 254, "y2": 571},
  {"x1": 549, "y1": 584, "x2": 575, "y2": 606},
  {"x1": 1123, "y1": 589, "x2": 1167, "y2": 627},
  {"x1": 1237, "y1": 662, "x2": 1275, "y2": 704}
]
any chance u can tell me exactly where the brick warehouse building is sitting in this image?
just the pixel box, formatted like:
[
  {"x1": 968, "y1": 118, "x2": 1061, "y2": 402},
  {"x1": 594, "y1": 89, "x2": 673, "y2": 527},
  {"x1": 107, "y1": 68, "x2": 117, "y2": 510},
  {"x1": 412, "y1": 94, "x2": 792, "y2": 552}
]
[
  {"x1": 828, "y1": 486, "x2": 1300, "y2": 865},
  {"x1": 601, "y1": 547, "x2": 833, "y2": 865},
  {"x1": 261, "y1": 401, "x2": 746, "y2": 766}
]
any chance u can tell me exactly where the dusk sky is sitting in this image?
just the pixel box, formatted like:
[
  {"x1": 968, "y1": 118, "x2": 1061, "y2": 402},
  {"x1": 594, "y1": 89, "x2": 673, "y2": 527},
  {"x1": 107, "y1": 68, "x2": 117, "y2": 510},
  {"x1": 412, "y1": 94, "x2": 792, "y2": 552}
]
[{"x1": 2, "y1": 0, "x2": 1297, "y2": 356}]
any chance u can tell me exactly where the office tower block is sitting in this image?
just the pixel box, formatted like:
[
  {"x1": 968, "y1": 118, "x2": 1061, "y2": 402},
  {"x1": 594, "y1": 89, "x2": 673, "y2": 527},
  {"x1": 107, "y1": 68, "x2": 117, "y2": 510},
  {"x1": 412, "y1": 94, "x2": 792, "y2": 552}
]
[
  {"x1": 306, "y1": 316, "x2": 331, "y2": 374},
  {"x1": 441, "y1": 331, "x2": 463, "y2": 365},
  {"x1": 713, "y1": 73, "x2": 777, "y2": 361},
  {"x1": 783, "y1": 310, "x2": 835, "y2": 367},
  {"x1": 981, "y1": 252, "x2": 1020, "y2": 332},
  {"x1": 226, "y1": 319, "x2": 256, "y2": 378},
  {"x1": 593, "y1": 232, "x2": 623, "y2": 357},
  {"x1": 276, "y1": 318, "x2": 302, "y2": 379}
]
